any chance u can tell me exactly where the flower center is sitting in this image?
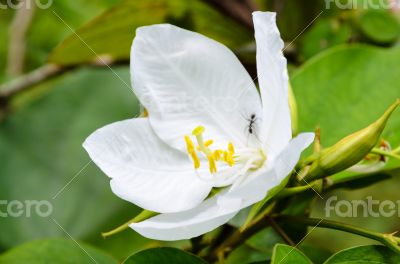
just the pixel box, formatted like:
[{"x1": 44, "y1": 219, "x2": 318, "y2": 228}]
[
  {"x1": 184, "y1": 126, "x2": 235, "y2": 174},
  {"x1": 184, "y1": 126, "x2": 267, "y2": 177}
]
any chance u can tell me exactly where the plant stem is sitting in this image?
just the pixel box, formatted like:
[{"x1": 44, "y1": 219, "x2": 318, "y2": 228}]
[
  {"x1": 275, "y1": 215, "x2": 400, "y2": 254},
  {"x1": 276, "y1": 182, "x2": 320, "y2": 198},
  {"x1": 393, "y1": 145, "x2": 400, "y2": 155},
  {"x1": 267, "y1": 217, "x2": 295, "y2": 246},
  {"x1": 371, "y1": 148, "x2": 400, "y2": 160},
  {"x1": 102, "y1": 210, "x2": 158, "y2": 238},
  {"x1": 205, "y1": 202, "x2": 275, "y2": 262},
  {"x1": 7, "y1": 0, "x2": 36, "y2": 76},
  {"x1": 101, "y1": 219, "x2": 134, "y2": 238},
  {"x1": 0, "y1": 64, "x2": 67, "y2": 99}
]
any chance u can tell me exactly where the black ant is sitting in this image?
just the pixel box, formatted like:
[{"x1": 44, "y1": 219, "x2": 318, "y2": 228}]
[
  {"x1": 246, "y1": 113, "x2": 257, "y2": 135},
  {"x1": 243, "y1": 112, "x2": 261, "y2": 146}
]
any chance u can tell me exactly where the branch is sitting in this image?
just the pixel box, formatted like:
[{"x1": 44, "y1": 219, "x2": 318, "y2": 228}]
[
  {"x1": 205, "y1": 202, "x2": 275, "y2": 262},
  {"x1": 277, "y1": 167, "x2": 398, "y2": 199},
  {"x1": 0, "y1": 64, "x2": 70, "y2": 100},
  {"x1": 267, "y1": 217, "x2": 295, "y2": 246},
  {"x1": 7, "y1": 0, "x2": 36, "y2": 76},
  {"x1": 276, "y1": 215, "x2": 400, "y2": 254},
  {"x1": 201, "y1": 0, "x2": 256, "y2": 29}
]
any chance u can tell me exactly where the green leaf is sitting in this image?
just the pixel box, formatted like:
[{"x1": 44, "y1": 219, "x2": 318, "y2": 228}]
[
  {"x1": 292, "y1": 45, "x2": 400, "y2": 170},
  {"x1": 49, "y1": 0, "x2": 251, "y2": 66},
  {"x1": 359, "y1": 10, "x2": 400, "y2": 44},
  {"x1": 300, "y1": 18, "x2": 351, "y2": 60},
  {"x1": 0, "y1": 238, "x2": 117, "y2": 264},
  {"x1": 123, "y1": 247, "x2": 207, "y2": 264},
  {"x1": 271, "y1": 244, "x2": 313, "y2": 264},
  {"x1": 323, "y1": 245, "x2": 400, "y2": 264},
  {"x1": 0, "y1": 68, "x2": 148, "y2": 252}
]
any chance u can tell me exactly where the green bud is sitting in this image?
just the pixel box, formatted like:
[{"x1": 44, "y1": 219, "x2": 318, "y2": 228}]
[{"x1": 302, "y1": 100, "x2": 399, "y2": 182}]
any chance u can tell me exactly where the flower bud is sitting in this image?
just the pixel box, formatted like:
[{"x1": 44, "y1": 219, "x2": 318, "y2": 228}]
[
  {"x1": 302, "y1": 100, "x2": 399, "y2": 181},
  {"x1": 347, "y1": 140, "x2": 391, "y2": 174}
]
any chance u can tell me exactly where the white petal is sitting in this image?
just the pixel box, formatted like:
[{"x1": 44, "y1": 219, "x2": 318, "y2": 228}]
[
  {"x1": 271, "y1": 132, "x2": 315, "y2": 181},
  {"x1": 83, "y1": 118, "x2": 212, "y2": 213},
  {"x1": 130, "y1": 189, "x2": 241, "y2": 241},
  {"x1": 131, "y1": 24, "x2": 262, "y2": 151},
  {"x1": 225, "y1": 133, "x2": 314, "y2": 208},
  {"x1": 130, "y1": 133, "x2": 314, "y2": 240},
  {"x1": 253, "y1": 12, "x2": 292, "y2": 155}
]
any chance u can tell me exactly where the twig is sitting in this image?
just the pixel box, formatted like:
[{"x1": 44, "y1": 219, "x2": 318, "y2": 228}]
[
  {"x1": 201, "y1": 0, "x2": 257, "y2": 29},
  {"x1": 205, "y1": 202, "x2": 275, "y2": 262},
  {"x1": 275, "y1": 215, "x2": 400, "y2": 254},
  {"x1": 189, "y1": 236, "x2": 208, "y2": 255},
  {"x1": 0, "y1": 64, "x2": 69, "y2": 100},
  {"x1": 266, "y1": 217, "x2": 295, "y2": 246},
  {"x1": 7, "y1": 0, "x2": 36, "y2": 76},
  {"x1": 371, "y1": 148, "x2": 400, "y2": 161}
]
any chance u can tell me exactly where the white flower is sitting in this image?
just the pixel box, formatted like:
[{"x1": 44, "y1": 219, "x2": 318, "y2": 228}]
[{"x1": 83, "y1": 11, "x2": 314, "y2": 241}]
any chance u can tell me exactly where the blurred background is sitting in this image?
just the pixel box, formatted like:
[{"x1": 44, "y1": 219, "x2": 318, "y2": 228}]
[{"x1": 0, "y1": 0, "x2": 400, "y2": 263}]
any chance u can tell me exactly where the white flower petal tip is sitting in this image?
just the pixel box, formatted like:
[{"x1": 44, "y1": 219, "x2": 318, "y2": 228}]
[{"x1": 252, "y1": 11, "x2": 292, "y2": 156}]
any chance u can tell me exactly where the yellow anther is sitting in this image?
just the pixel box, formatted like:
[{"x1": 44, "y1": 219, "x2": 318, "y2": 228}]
[
  {"x1": 192, "y1": 126, "x2": 205, "y2": 136},
  {"x1": 191, "y1": 151, "x2": 201, "y2": 169},
  {"x1": 205, "y1": 140, "x2": 214, "y2": 147},
  {"x1": 208, "y1": 155, "x2": 217, "y2": 174},
  {"x1": 227, "y1": 153, "x2": 235, "y2": 166},
  {"x1": 186, "y1": 126, "x2": 237, "y2": 173},
  {"x1": 214, "y1": 150, "x2": 223, "y2": 161},
  {"x1": 185, "y1": 135, "x2": 201, "y2": 169},
  {"x1": 223, "y1": 151, "x2": 234, "y2": 167},
  {"x1": 228, "y1": 142, "x2": 235, "y2": 154},
  {"x1": 184, "y1": 135, "x2": 195, "y2": 153}
]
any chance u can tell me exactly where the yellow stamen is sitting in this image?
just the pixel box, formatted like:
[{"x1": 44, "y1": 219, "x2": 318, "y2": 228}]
[
  {"x1": 185, "y1": 135, "x2": 201, "y2": 169},
  {"x1": 191, "y1": 151, "x2": 201, "y2": 169},
  {"x1": 185, "y1": 126, "x2": 238, "y2": 173},
  {"x1": 223, "y1": 151, "x2": 234, "y2": 167},
  {"x1": 228, "y1": 142, "x2": 235, "y2": 154},
  {"x1": 197, "y1": 140, "x2": 214, "y2": 151},
  {"x1": 214, "y1": 150, "x2": 223, "y2": 161},
  {"x1": 192, "y1": 126, "x2": 205, "y2": 136},
  {"x1": 184, "y1": 135, "x2": 195, "y2": 153},
  {"x1": 205, "y1": 140, "x2": 214, "y2": 147},
  {"x1": 193, "y1": 128, "x2": 211, "y2": 156},
  {"x1": 208, "y1": 155, "x2": 217, "y2": 174}
]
